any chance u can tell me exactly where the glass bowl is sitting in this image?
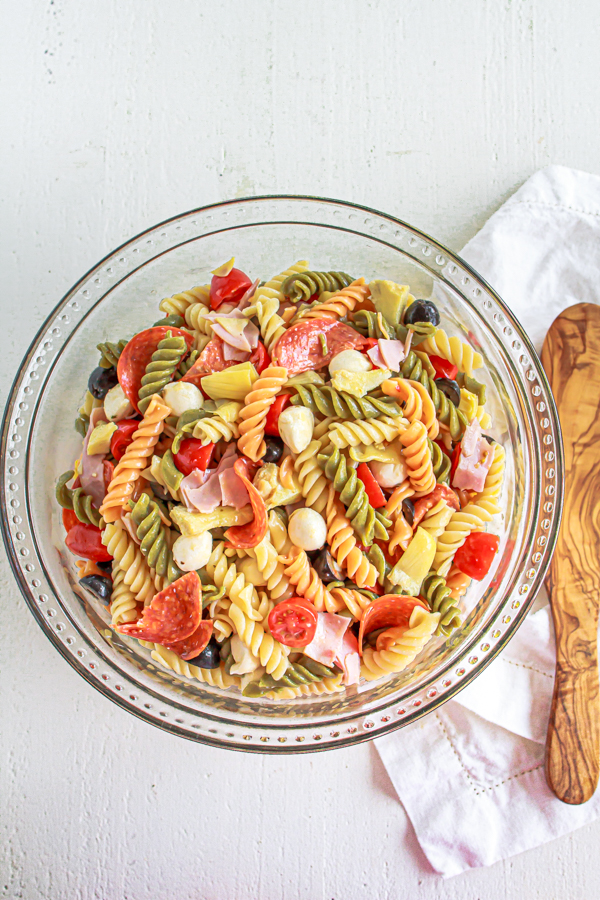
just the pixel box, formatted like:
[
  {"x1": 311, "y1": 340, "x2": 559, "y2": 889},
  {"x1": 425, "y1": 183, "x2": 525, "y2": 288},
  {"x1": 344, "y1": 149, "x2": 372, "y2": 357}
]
[{"x1": 1, "y1": 197, "x2": 563, "y2": 753}]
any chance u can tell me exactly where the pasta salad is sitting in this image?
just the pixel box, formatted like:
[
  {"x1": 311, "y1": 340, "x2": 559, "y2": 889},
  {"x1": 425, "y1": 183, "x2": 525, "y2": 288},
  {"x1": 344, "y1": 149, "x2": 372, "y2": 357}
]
[{"x1": 56, "y1": 259, "x2": 505, "y2": 699}]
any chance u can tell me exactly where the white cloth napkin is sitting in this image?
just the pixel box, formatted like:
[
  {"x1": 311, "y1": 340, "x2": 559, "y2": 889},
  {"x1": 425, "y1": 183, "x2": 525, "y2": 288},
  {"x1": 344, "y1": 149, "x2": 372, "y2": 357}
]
[{"x1": 375, "y1": 165, "x2": 600, "y2": 878}]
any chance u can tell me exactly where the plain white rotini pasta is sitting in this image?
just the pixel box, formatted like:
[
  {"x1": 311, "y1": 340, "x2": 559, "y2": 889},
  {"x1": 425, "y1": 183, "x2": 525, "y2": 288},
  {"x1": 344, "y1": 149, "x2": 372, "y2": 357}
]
[
  {"x1": 159, "y1": 284, "x2": 210, "y2": 318},
  {"x1": 110, "y1": 561, "x2": 139, "y2": 626},
  {"x1": 420, "y1": 328, "x2": 483, "y2": 377},
  {"x1": 361, "y1": 607, "x2": 440, "y2": 681},
  {"x1": 328, "y1": 415, "x2": 406, "y2": 449}
]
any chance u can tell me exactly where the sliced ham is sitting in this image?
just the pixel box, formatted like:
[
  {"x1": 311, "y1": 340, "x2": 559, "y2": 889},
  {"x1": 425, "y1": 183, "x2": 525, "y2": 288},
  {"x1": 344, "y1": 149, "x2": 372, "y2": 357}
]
[
  {"x1": 223, "y1": 343, "x2": 251, "y2": 362},
  {"x1": 179, "y1": 446, "x2": 242, "y2": 513},
  {"x1": 452, "y1": 420, "x2": 494, "y2": 492},
  {"x1": 335, "y1": 630, "x2": 360, "y2": 686},
  {"x1": 303, "y1": 612, "x2": 350, "y2": 667},
  {"x1": 237, "y1": 278, "x2": 259, "y2": 312},
  {"x1": 377, "y1": 339, "x2": 407, "y2": 371},
  {"x1": 367, "y1": 344, "x2": 387, "y2": 370},
  {"x1": 80, "y1": 407, "x2": 109, "y2": 508},
  {"x1": 220, "y1": 464, "x2": 250, "y2": 509}
]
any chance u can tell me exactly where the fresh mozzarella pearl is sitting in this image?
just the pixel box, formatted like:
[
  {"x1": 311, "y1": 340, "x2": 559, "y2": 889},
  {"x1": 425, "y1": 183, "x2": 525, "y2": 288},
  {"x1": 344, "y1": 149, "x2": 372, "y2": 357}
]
[
  {"x1": 103, "y1": 384, "x2": 134, "y2": 421},
  {"x1": 288, "y1": 508, "x2": 327, "y2": 552},
  {"x1": 172, "y1": 531, "x2": 213, "y2": 572},
  {"x1": 277, "y1": 407, "x2": 314, "y2": 454},
  {"x1": 329, "y1": 349, "x2": 372, "y2": 375},
  {"x1": 229, "y1": 635, "x2": 260, "y2": 675},
  {"x1": 162, "y1": 381, "x2": 203, "y2": 417},
  {"x1": 370, "y1": 459, "x2": 408, "y2": 488}
]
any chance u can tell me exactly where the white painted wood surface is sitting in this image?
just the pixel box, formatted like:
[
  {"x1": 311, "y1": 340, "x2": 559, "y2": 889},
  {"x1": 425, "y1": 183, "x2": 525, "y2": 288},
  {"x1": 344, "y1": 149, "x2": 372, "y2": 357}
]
[{"x1": 2, "y1": 1, "x2": 600, "y2": 897}]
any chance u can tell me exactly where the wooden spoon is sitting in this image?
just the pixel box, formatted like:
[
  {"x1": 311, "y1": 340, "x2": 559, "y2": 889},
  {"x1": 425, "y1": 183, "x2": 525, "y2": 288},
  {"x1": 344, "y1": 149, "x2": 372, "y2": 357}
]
[{"x1": 542, "y1": 302, "x2": 600, "y2": 804}]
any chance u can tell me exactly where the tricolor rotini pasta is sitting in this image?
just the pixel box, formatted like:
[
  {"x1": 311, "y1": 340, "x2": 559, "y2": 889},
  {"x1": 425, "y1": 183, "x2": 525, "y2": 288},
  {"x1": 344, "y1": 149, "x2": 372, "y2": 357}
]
[{"x1": 57, "y1": 257, "x2": 504, "y2": 699}]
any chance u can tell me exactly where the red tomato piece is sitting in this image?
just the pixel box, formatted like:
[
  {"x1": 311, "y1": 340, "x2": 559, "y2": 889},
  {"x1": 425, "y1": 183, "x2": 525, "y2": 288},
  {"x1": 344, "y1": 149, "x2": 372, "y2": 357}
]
[
  {"x1": 117, "y1": 572, "x2": 202, "y2": 643},
  {"x1": 65, "y1": 521, "x2": 112, "y2": 562},
  {"x1": 264, "y1": 393, "x2": 291, "y2": 436},
  {"x1": 162, "y1": 619, "x2": 214, "y2": 661},
  {"x1": 272, "y1": 318, "x2": 369, "y2": 374},
  {"x1": 430, "y1": 355, "x2": 458, "y2": 380},
  {"x1": 249, "y1": 340, "x2": 270, "y2": 375},
  {"x1": 412, "y1": 484, "x2": 460, "y2": 527},
  {"x1": 454, "y1": 532, "x2": 500, "y2": 581},
  {"x1": 224, "y1": 457, "x2": 268, "y2": 549},
  {"x1": 210, "y1": 267, "x2": 252, "y2": 311},
  {"x1": 358, "y1": 595, "x2": 428, "y2": 655},
  {"x1": 268, "y1": 597, "x2": 319, "y2": 648},
  {"x1": 362, "y1": 338, "x2": 379, "y2": 353},
  {"x1": 62, "y1": 508, "x2": 79, "y2": 532},
  {"x1": 117, "y1": 326, "x2": 194, "y2": 413},
  {"x1": 356, "y1": 462, "x2": 387, "y2": 508},
  {"x1": 450, "y1": 444, "x2": 461, "y2": 482},
  {"x1": 109, "y1": 419, "x2": 140, "y2": 461},
  {"x1": 173, "y1": 439, "x2": 215, "y2": 477}
]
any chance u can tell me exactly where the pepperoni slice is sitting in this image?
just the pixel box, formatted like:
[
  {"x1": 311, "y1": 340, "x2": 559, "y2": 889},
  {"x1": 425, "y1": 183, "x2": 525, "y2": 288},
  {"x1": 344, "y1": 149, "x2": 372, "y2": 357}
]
[
  {"x1": 117, "y1": 326, "x2": 194, "y2": 412},
  {"x1": 412, "y1": 484, "x2": 460, "y2": 527},
  {"x1": 162, "y1": 619, "x2": 213, "y2": 661},
  {"x1": 179, "y1": 335, "x2": 243, "y2": 387},
  {"x1": 116, "y1": 571, "x2": 201, "y2": 643},
  {"x1": 358, "y1": 595, "x2": 428, "y2": 655},
  {"x1": 224, "y1": 457, "x2": 268, "y2": 549},
  {"x1": 272, "y1": 318, "x2": 369, "y2": 375}
]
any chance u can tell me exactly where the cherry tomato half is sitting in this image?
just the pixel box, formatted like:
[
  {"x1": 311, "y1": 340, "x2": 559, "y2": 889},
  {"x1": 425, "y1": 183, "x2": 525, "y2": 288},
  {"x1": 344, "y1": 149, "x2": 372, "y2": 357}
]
[
  {"x1": 430, "y1": 354, "x2": 458, "y2": 380},
  {"x1": 210, "y1": 267, "x2": 252, "y2": 311},
  {"x1": 454, "y1": 532, "x2": 500, "y2": 581},
  {"x1": 356, "y1": 462, "x2": 386, "y2": 509},
  {"x1": 62, "y1": 508, "x2": 79, "y2": 532},
  {"x1": 117, "y1": 326, "x2": 194, "y2": 413},
  {"x1": 268, "y1": 597, "x2": 318, "y2": 648},
  {"x1": 264, "y1": 393, "x2": 291, "y2": 436},
  {"x1": 249, "y1": 341, "x2": 270, "y2": 374},
  {"x1": 173, "y1": 439, "x2": 215, "y2": 477},
  {"x1": 65, "y1": 521, "x2": 112, "y2": 562},
  {"x1": 361, "y1": 338, "x2": 379, "y2": 353},
  {"x1": 110, "y1": 419, "x2": 140, "y2": 461}
]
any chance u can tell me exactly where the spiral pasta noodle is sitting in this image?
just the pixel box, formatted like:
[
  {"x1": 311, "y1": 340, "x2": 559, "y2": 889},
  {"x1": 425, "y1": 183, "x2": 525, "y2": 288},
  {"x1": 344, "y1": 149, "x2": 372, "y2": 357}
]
[
  {"x1": 400, "y1": 420, "x2": 436, "y2": 497},
  {"x1": 138, "y1": 331, "x2": 189, "y2": 414},
  {"x1": 329, "y1": 586, "x2": 372, "y2": 620},
  {"x1": 433, "y1": 498, "x2": 499, "y2": 575},
  {"x1": 159, "y1": 284, "x2": 210, "y2": 319},
  {"x1": 281, "y1": 270, "x2": 354, "y2": 302},
  {"x1": 237, "y1": 365, "x2": 288, "y2": 461},
  {"x1": 100, "y1": 395, "x2": 170, "y2": 522},
  {"x1": 361, "y1": 607, "x2": 440, "y2": 680},
  {"x1": 295, "y1": 278, "x2": 370, "y2": 322},
  {"x1": 476, "y1": 442, "x2": 505, "y2": 508},
  {"x1": 420, "y1": 328, "x2": 483, "y2": 377},
  {"x1": 422, "y1": 573, "x2": 461, "y2": 635},
  {"x1": 318, "y1": 445, "x2": 390, "y2": 546},
  {"x1": 102, "y1": 520, "x2": 162, "y2": 603},
  {"x1": 419, "y1": 499, "x2": 454, "y2": 541},
  {"x1": 55, "y1": 471, "x2": 103, "y2": 527},
  {"x1": 291, "y1": 384, "x2": 401, "y2": 420},
  {"x1": 110, "y1": 562, "x2": 139, "y2": 626},
  {"x1": 130, "y1": 493, "x2": 182, "y2": 584},
  {"x1": 294, "y1": 439, "x2": 330, "y2": 514},
  {"x1": 383, "y1": 379, "x2": 439, "y2": 439},
  {"x1": 446, "y1": 564, "x2": 472, "y2": 601},
  {"x1": 328, "y1": 415, "x2": 406, "y2": 450},
  {"x1": 282, "y1": 546, "x2": 343, "y2": 613},
  {"x1": 97, "y1": 339, "x2": 128, "y2": 369},
  {"x1": 193, "y1": 414, "x2": 240, "y2": 446},
  {"x1": 146, "y1": 642, "x2": 241, "y2": 688},
  {"x1": 325, "y1": 487, "x2": 378, "y2": 588}
]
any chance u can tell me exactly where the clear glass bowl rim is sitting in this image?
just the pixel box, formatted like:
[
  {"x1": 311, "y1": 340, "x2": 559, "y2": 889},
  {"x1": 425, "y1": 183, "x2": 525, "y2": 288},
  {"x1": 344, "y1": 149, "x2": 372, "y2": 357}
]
[{"x1": 1, "y1": 194, "x2": 563, "y2": 753}]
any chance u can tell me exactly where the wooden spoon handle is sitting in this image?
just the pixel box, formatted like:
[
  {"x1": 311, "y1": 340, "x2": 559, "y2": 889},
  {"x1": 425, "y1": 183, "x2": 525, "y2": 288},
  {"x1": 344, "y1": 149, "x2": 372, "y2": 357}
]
[{"x1": 545, "y1": 586, "x2": 600, "y2": 804}]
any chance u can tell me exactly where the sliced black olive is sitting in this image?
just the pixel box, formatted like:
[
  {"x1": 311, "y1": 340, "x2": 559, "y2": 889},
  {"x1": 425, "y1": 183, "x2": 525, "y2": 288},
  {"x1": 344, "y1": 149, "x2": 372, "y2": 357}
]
[
  {"x1": 186, "y1": 637, "x2": 220, "y2": 669},
  {"x1": 313, "y1": 548, "x2": 344, "y2": 584},
  {"x1": 263, "y1": 436, "x2": 284, "y2": 464},
  {"x1": 88, "y1": 366, "x2": 119, "y2": 400},
  {"x1": 96, "y1": 560, "x2": 113, "y2": 572},
  {"x1": 483, "y1": 434, "x2": 495, "y2": 444},
  {"x1": 153, "y1": 314, "x2": 185, "y2": 328},
  {"x1": 401, "y1": 498, "x2": 415, "y2": 526},
  {"x1": 404, "y1": 299, "x2": 440, "y2": 327},
  {"x1": 80, "y1": 574, "x2": 112, "y2": 604},
  {"x1": 435, "y1": 377, "x2": 461, "y2": 407}
]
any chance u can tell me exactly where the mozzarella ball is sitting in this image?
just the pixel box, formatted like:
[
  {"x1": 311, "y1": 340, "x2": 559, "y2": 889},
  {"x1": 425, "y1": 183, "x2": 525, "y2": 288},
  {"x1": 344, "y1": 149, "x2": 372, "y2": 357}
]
[
  {"x1": 162, "y1": 381, "x2": 203, "y2": 417},
  {"x1": 329, "y1": 349, "x2": 372, "y2": 375},
  {"x1": 288, "y1": 508, "x2": 327, "y2": 552},
  {"x1": 370, "y1": 458, "x2": 408, "y2": 488},
  {"x1": 277, "y1": 406, "x2": 314, "y2": 454},
  {"x1": 103, "y1": 384, "x2": 134, "y2": 421},
  {"x1": 172, "y1": 531, "x2": 213, "y2": 572}
]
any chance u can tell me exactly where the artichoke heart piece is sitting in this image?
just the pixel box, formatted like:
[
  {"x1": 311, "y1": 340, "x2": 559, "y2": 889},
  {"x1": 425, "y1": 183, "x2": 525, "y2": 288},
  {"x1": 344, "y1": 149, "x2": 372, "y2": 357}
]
[
  {"x1": 213, "y1": 399, "x2": 243, "y2": 423},
  {"x1": 330, "y1": 368, "x2": 391, "y2": 399},
  {"x1": 349, "y1": 438, "x2": 404, "y2": 465},
  {"x1": 201, "y1": 362, "x2": 258, "y2": 401},
  {"x1": 387, "y1": 526, "x2": 436, "y2": 595},
  {"x1": 458, "y1": 388, "x2": 479, "y2": 423},
  {"x1": 87, "y1": 421, "x2": 117, "y2": 455},
  {"x1": 253, "y1": 462, "x2": 302, "y2": 507},
  {"x1": 368, "y1": 280, "x2": 412, "y2": 325},
  {"x1": 170, "y1": 504, "x2": 254, "y2": 537}
]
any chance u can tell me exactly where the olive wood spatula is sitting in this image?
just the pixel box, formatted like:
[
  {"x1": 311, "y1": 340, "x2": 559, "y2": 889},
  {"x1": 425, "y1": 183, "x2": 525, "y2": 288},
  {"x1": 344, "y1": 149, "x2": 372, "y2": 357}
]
[{"x1": 541, "y1": 302, "x2": 600, "y2": 805}]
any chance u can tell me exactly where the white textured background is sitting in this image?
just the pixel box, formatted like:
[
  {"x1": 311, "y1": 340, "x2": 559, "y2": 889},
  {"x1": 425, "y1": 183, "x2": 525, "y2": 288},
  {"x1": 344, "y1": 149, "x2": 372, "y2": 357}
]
[{"x1": 2, "y1": 2, "x2": 600, "y2": 898}]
